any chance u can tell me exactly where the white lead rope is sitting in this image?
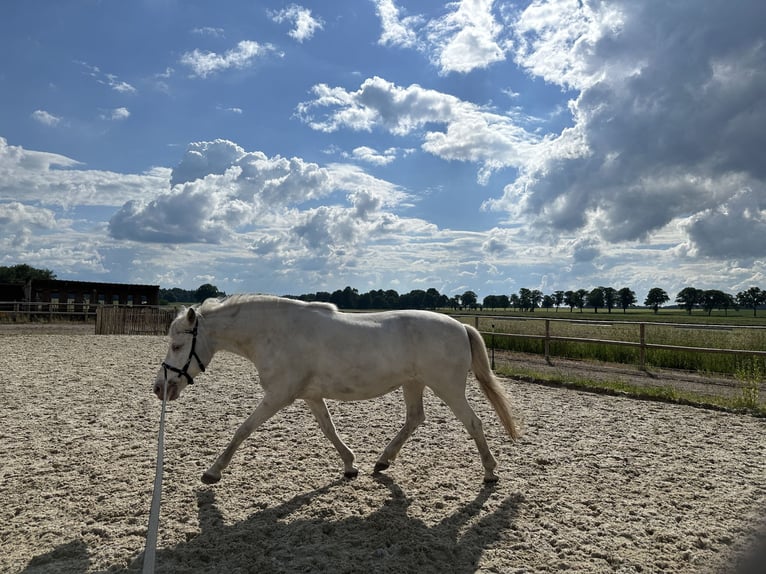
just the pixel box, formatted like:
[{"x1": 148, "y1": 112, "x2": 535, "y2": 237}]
[{"x1": 142, "y1": 378, "x2": 168, "y2": 574}]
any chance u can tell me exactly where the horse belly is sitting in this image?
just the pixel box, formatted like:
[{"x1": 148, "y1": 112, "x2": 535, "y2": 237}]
[{"x1": 300, "y1": 364, "x2": 411, "y2": 401}]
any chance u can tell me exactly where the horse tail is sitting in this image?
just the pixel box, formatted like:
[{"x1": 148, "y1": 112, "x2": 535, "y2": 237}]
[{"x1": 465, "y1": 325, "x2": 521, "y2": 441}]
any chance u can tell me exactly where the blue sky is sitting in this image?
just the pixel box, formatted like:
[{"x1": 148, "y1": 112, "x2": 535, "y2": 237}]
[{"x1": 1, "y1": 1, "x2": 765, "y2": 302}]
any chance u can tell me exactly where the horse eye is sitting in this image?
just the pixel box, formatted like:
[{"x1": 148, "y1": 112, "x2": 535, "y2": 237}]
[{"x1": 171, "y1": 344, "x2": 182, "y2": 352}]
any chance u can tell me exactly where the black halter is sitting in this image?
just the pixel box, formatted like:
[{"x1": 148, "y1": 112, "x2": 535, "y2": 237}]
[{"x1": 162, "y1": 322, "x2": 206, "y2": 385}]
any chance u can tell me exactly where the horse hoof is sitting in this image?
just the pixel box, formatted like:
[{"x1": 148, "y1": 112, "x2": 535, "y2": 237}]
[
  {"x1": 343, "y1": 468, "x2": 359, "y2": 480},
  {"x1": 373, "y1": 462, "x2": 390, "y2": 474},
  {"x1": 483, "y1": 474, "x2": 500, "y2": 484},
  {"x1": 201, "y1": 471, "x2": 221, "y2": 484}
]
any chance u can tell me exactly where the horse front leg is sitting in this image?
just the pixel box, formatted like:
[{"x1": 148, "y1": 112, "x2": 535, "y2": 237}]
[
  {"x1": 202, "y1": 395, "x2": 292, "y2": 484},
  {"x1": 304, "y1": 398, "x2": 358, "y2": 479}
]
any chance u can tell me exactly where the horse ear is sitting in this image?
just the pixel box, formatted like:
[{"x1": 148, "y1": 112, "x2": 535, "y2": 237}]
[{"x1": 186, "y1": 307, "x2": 196, "y2": 323}]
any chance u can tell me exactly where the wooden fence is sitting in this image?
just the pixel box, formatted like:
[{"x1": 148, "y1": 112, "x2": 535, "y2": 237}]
[
  {"x1": 452, "y1": 314, "x2": 766, "y2": 369},
  {"x1": 95, "y1": 306, "x2": 176, "y2": 335}
]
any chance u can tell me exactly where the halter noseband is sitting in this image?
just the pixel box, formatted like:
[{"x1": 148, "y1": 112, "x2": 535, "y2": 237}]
[{"x1": 162, "y1": 322, "x2": 206, "y2": 386}]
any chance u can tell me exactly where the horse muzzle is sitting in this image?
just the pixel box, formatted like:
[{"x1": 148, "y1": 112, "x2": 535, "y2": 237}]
[{"x1": 153, "y1": 379, "x2": 184, "y2": 401}]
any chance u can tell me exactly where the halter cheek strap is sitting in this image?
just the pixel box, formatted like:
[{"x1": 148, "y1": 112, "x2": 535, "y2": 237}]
[{"x1": 162, "y1": 323, "x2": 206, "y2": 385}]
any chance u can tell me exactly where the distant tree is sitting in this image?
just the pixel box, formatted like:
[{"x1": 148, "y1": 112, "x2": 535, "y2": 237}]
[
  {"x1": 400, "y1": 289, "x2": 426, "y2": 309},
  {"x1": 509, "y1": 293, "x2": 520, "y2": 311},
  {"x1": 644, "y1": 287, "x2": 669, "y2": 314},
  {"x1": 542, "y1": 294, "x2": 554, "y2": 311},
  {"x1": 194, "y1": 283, "x2": 225, "y2": 302},
  {"x1": 676, "y1": 287, "x2": 704, "y2": 315},
  {"x1": 530, "y1": 289, "x2": 543, "y2": 312},
  {"x1": 701, "y1": 290, "x2": 732, "y2": 316},
  {"x1": 483, "y1": 295, "x2": 498, "y2": 309},
  {"x1": 461, "y1": 290, "x2": 478, "y2": 309},
  {"x1": 448, "y1": 295, "x2": 461, "y2": 310},
  {"x1": 330, "y1": 286, "x2": 359, "y2": 309},
  {"x1": 616, "y1": 287, "x2": 636, "y2": 313},
  {"x1": 736, "y1": 287, "x2": 765, "y2": 317},
  {"x1": 496, "y1": 294, "x2": 509, "y2": 309},
  {"x1": 553, "y1": 290, "x2": 565, "y2": 312},
  {"x1": 518, "y1": 288, "x2": 532, "y2": 311},
  {"x1": 0, "y1": 264, "x2": 56, "y2": 282},
  {"x1": 587, "y1": 287, "x2": 605, "y2": 313},
  {"x1": 602, "y1": 287, "x2": 617, "y2": 313},
  {"x1": 575, "y1": 289, "x2": 588, "y2": 312},
  {"x1": 424, "y1": 288, "x2": 442, "y2": 309},
  {"x1": 563, "y1": 290, "x2": 576, "y2": 312}
]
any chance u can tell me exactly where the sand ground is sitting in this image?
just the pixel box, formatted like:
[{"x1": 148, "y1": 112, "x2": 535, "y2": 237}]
[{"x1": 1, "y1": 329, "x2": 765, "y2": 573}]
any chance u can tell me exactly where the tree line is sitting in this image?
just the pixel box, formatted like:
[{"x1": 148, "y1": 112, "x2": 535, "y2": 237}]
[{"x1": 293, "y1": 285, "x2": 766, "y2": 317}]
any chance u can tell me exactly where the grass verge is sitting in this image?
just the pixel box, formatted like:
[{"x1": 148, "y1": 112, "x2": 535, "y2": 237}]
[{"x1": 495, "y1": 364, "x2": 766, "y2": 417}]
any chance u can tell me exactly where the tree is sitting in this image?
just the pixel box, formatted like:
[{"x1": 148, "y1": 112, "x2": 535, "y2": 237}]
[
  {"x1": 530, "y1": 289, "x2": 543, "y2": 312},
  {"x1": 644, "y1": 288, "x2": 669, "y2": 314},
  {"x1": 0, "y1": 264, "x2": 56, "y2": 282},
  {"x1": 701, "y1": 290, "x2": 731, "y2": 316},
  {"x1": 424, "y1": 288, "x2": 442, "y2": 309},
  {"x1": 602, "y1": 287, "x2": 617, "y2": 313},
  {"x1": 194, "y1": 283, "x2": 224, "y2": 302},
  {"x1": 736, "y1": 287, "x2": 765, "y2": 317},
  {"x1": 575, "y1": 289, "x2": 588, "y2": 312},
  {"x1": 518, "y1": 288, "x2": 532, "y2": 311},
  {"x1": 553, "y1": 290, "x2": 565, "y2": 312},
  {"x1": 563, "y1": 290, "x2": 576, "y2": 312},
  {"x1": 461, "y1": 290, "x2": 478, "y2": 309},
  {"x1": 617, "y1": 287, "x2": 636, "y2": 313},
  {"x1": 676, "y1": 287, "x2": 703, "y2": 315},
  {"x1": 542, "y1": 294, "x2": 554, "y2": 311},
  {"x1": 483, "y1": 295, "x2": 498, "y2": 309},
  {"x1": 587, "y1": 287, "x2": 605, "y2": 313}
]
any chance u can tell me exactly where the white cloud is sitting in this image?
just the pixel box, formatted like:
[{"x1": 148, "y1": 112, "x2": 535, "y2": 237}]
[
  {"x1": 76, "y1": 61, "x2": 136, "y2": 93},
  {"x1": 374, "y1": 0, "x2": 423, "y2": 49},
  {"x1": 373, "y1": 0, "x2": 510, "y2": 74},
  {"x1": 0, "y1": 137, "x2": 166, "y2": 208},
  {"x1": 0, "y1": 202, "x2": 58, "y2": 247},
  {"x1": 180, "y1": 40, "x2": 279, "y2": 78},
  {"x1": 102, "y1": 107, "x2": 130, "y2": 121},
  {"x1": 425, "y1": 0, "x2": 508, "y2": 74},
  {"x1": 108, "y1": 175, "x2": 244, "y2": 244},
  {"x1": 191, "y1": 26, "x2": 225, "y2": 38},
  {"x1": 105, "y1": 74, "x2": 137, "y2": 94},
  {"x1": 482, "y1": 0, "x2": 766, "y2": 260},
  {"x1": 349, "y1": 146, "x2": 397, "y2": 166},
  {"x1": 31, "y1": 110, "x2": 62, "y2": 126},
  {"x1": 270, "y1": 5, "x2": 324, "y2": 42},
  {"x1": 298, "y1": 76, "x2": 540, "y2": 182}
]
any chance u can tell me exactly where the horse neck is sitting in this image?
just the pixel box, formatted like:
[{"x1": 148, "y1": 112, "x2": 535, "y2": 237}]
[{"x1": 200, "y1": 300, "x2": 272, "y2": 360}]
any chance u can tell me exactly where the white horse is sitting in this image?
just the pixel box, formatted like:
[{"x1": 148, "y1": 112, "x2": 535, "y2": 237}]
[{"x1": 154, "y1": 295, "x2": 520, "y2": 483}]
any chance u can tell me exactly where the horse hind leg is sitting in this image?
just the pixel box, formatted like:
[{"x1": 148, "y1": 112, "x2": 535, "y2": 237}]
[
  {"x1": 432, "y1": 384, "x2": 499, "y2": 483},
  {"x1": 374, "y1": 383, "x2": 425, "y2": 475},
  {"x1": 305, "y1": 398, "x2": 358, "y2": 479}
]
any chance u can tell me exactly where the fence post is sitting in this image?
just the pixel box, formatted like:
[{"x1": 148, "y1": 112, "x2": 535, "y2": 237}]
[
  {"x1": 474, "y1": 316, "x2": 479, "y2": 330},
  {"x1": 639, "y1": 323, "x2": 646, "y2": 370},
  {"x1": 544, "y1": 319, "x2": 551, "y2": 363}
]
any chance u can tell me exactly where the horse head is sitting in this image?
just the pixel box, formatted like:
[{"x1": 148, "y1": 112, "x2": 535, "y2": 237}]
[{"x1": 154, "y1": 306, "x2": 210, "y2": 401}]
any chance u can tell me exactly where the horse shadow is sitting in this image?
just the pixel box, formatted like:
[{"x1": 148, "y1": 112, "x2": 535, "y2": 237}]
[{"x1": 22, "y1": 477, "x2": 522, "y2": 574}]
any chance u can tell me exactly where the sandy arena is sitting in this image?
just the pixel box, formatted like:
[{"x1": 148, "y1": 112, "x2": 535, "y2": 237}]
[{"x1": 1, "y1": 329, "x2": 765, "y2": 573}]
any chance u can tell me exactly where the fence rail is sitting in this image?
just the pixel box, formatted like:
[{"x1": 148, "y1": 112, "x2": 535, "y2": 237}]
[
  {"x1": 0, "y1": 301, "x2": 176, "y2": 335},
  {"x1": 451, "y1": 314, "x2": 766, "y2": 369},
  {"x1": 0, "y1": 300, "x2": 100, "y2": 322}
]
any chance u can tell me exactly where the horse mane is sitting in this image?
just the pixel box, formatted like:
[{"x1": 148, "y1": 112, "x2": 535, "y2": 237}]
[{"x1": 194, "y1": 294, "x2": 338, "y2": 316}]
